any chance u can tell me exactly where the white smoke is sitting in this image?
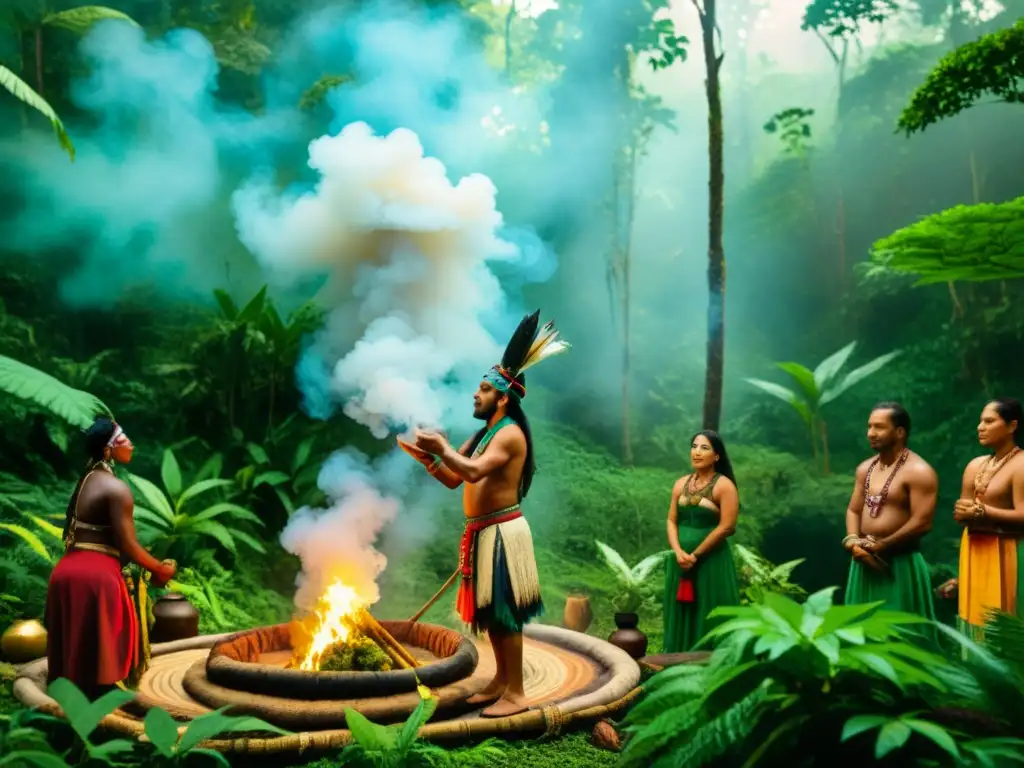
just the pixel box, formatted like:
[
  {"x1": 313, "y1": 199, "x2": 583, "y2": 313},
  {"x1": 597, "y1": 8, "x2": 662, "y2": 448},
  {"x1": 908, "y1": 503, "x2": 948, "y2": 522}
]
[
  {"x1": 279, "y1": 450, "x2": 400, "y2": 611},
  {"x1": 235, "y1": 121, "x2": 515, "y2": 436},
  {"x1": 237, "y1": 121, "x2": 534, "y2": 609}
]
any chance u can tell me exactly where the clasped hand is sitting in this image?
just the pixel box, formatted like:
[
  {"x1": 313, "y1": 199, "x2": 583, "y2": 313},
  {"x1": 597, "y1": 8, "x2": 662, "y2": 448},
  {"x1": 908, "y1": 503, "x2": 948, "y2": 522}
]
[
  {"x1": 413, "y1": 429, "x2": 448, "y2": 456},
  {"x1": 953, "y1": 498, "x2": 980, "y2": 523},
  {"x1": 675, "y1": 550, "x2": 697, "y2": 571}
]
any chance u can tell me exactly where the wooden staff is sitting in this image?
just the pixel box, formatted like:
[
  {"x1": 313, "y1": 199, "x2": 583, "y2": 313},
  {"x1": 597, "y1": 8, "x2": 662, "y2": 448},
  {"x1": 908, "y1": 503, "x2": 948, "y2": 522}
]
[
  {"x1": 359, "y1": 609, "x2": 419, "y2": 669},
  {"x1": 408, "y1": 568, "x2": 460, "y2": 623}
]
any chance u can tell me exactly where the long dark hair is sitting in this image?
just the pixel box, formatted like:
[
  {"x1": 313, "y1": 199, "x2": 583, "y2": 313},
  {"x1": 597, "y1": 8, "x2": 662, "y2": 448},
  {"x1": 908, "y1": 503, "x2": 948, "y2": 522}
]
[
  {"x1": 465, "y1": 375, "x2": 536, "y2": 500},
  {"x1": 690, "y1": 429, "x2": 737, "y2": 488},
  {"x1": 990, "y1": 397, "x2": 1022, "y2": 446},
  {"x1": 63, "y1": 416, "x2": 116, "y2": 542}
]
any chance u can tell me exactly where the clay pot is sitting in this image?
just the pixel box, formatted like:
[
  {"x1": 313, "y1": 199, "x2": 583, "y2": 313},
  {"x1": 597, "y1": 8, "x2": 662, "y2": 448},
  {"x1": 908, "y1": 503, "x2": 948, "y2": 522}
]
[
  {"x1": 1, "y1": 619, "x2": 48, "y2": 663},
  {"x1": 607, "y1": 612, "x2": 648, "y2": 659},
  {"x1": 563, "y1": 594, "x2": 593, "y2": 633},
  {"x1": 150, "y1": 593, "x2": 200, "y2": 644}
]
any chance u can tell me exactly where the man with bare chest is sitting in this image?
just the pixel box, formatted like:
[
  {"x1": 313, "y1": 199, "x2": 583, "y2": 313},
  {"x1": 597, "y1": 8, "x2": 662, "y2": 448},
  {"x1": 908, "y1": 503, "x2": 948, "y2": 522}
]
[
  {"x1": 842, "y1": 402, "x2": 938, "y2": 620},
  {"x1": 411, "y1": 311, "x2": 568, "y2": 718},
  {"x1": 949, "y1": 398, "x2": 1024, "y2": 636}
]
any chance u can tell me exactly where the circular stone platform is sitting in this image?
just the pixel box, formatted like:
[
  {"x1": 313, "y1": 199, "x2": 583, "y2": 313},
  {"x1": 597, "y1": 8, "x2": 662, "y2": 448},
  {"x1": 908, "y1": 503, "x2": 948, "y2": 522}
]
[{"x1": 13, "y1": 623, "x2": 641, "y2": 755}]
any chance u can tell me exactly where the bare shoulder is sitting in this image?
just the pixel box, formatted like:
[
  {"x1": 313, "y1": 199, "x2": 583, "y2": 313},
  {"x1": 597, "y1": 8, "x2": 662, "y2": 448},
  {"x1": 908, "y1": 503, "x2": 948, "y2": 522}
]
[
  {"x1": 103, "y1": 473, "x2": 133, "y2": 501},
  {"x1": 495, "y1": 422, "x2": 526, "y2": 451},
  {"x1": 712, "y1": 474, "x2": 737, "y2": 499},
  {"x1": 672, "y1": 475, "x2": 690, "y2": 494},
  {"x1": 906, "y1": 453, "x2": 938, "y2": 484},
  {"x1": 963, "y1": 455, "x2": 989, "y2": 475},
  {"x1": 854, "y1": 457, "x2": 875, "y2": 478}
]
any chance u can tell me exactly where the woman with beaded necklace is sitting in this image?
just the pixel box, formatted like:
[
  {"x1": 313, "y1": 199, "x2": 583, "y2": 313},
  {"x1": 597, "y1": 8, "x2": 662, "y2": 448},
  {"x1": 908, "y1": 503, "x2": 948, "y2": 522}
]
[
  {"x1": 662, "y1": 430, "x2": 741, "y2": 653},
  {"x1": 45, "y1": 416, "x2": 175, "y2": 699},
  {"x1": 945, "y1": 398, "x2": 1024, "y2": 638}
]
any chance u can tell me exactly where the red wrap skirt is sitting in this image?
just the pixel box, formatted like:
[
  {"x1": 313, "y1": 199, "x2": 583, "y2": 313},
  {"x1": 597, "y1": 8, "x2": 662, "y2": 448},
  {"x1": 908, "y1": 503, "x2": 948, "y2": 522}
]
[{"x1": 45, "y1": 548, "x2": 138, "y2": 688}]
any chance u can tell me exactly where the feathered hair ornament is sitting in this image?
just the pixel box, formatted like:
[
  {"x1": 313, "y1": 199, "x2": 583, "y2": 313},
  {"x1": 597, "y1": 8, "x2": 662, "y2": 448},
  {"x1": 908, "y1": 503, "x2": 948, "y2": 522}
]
[{"x1": 482, "y1": 310, "x2": 571, "y2": 401}]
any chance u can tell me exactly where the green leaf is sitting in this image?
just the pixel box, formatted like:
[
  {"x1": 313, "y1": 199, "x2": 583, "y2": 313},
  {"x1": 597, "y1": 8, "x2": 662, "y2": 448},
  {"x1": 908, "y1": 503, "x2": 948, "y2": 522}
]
[
  {"x1": 161, "y1": 449, "x2": 182, "y2": 501},
  {"x1": 132, "y1": 506, "x2": 173, "y2": 532},
  {"x1": 187, "y1": 521, "x2": 237, "y2": 554},
  {"x1": 125, "y1": 473, "x2": 174, "y2": 522},
  {"x1": 745, "y1": 378, "x2": 797, "y2": 404},
  {"x1": 0, "y1": 751, "x2": 72, "y2": 768},
  {"x1": 24, "y1": 514, "x2": 63, "y2": 543},
  {"x1": 595, "y1": 541, "x2": 634, "y2": 584},
  {"x1": 905, "y1": 718, "x2": 959, "y2": 760},
  {"x1": 186, "y1": 502, "x2": 263, "y2": 527},
  {"x1": 776, "y1": 362, "x2": 820, "y2": 405},
  {"x1": 237, "y1": 286, "x2": 268, "y2": 325},
  {"x1": 42, "y1": 6, "x2": 138, "y2": 35},
  {"x1": 213, "y1": 290, "x2": 238, "y2": 321},
  {"x1": 143, "y1": 707, "x2": 180, "y2": 758},
  {"x1": 194, "y1": 453, "x2": 224, "y2": 482},
  {"x1": 175, "y1": 479, "x2": 234, "y2": 512},
  {"x1": 273, "y1": 486, "x2": 295, "y2": 517},
  {"x1": 254, "y1": 470, "x2": 290, "y2": 487},
  {"x1": 821, "y1": 351, "x2": 901, "y2": 405},
  {"x1": 841, "y1": 714, "x2": 888, "y2": 741},
  {"x1": 245, "y1": 443, "x2": 270, "y2": 466},
  {"x1": 0, "y1": 523, "x2": 54, "y2": 563},
  {"x1": 87, "y1": 738, "x2": 135, "y2": 759},
  {"x1": 344, "y1": 708, "x2": 397, "y2": 750},
  {"x1": 0, "y1": 356, "x2": 110, "y2": 428},
  {"x1": 0, "y1": 68, "x2": 75, "y2": 161},
  {"x1": 812, "y1": 342, "x2": 856, "y2": 391},
  {"x1": 875, "y1": 720, "x2": 912, "y2": 759},
  {"x1": 177, "y1": 707, "x2": 290, "y2": 753},
  {"x1": 47, "y1": 678, "x2": 134, "y2": 742},
  {"x1": 815, "y1": 602, "x2": 884, "y2": 638},
  {"x1": 231, "y1": 529, "x2": 267, "y2": 554},
  {"x1": 293, "y1": 437, "x2": 315, "y2": 474}
]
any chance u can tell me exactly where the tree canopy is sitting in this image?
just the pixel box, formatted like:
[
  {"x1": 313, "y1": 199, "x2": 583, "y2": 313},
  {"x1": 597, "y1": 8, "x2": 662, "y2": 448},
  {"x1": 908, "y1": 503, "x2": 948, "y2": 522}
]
[
  {"x1": 869, "y1": 197, "x2": 1024, "y2": 283},
  {"x1": 898, "y1": 17, "x2": 1024, "y2": 135}
]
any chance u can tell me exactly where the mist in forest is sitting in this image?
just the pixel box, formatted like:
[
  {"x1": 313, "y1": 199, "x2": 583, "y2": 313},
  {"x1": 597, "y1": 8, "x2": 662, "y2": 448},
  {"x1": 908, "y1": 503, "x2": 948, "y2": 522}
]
[{"x1": 0, "y1": 0, "x2": 1022, "y2": 459}]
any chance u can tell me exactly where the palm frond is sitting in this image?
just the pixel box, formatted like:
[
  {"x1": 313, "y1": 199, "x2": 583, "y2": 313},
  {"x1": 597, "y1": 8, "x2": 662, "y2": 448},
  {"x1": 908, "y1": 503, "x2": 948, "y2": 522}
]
[
  {"x1": 0, "y1": 355, "x2": 111, "y2": 428},
  {"x1": 0, "y1": 66, "x2": 75, "y2": 160}
]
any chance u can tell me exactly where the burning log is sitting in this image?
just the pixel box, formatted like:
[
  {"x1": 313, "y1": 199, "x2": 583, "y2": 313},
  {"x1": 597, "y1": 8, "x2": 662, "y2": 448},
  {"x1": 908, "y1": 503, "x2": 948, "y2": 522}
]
[{"x1": 357, "y1": 609, "x2": 419, "y2": 670}]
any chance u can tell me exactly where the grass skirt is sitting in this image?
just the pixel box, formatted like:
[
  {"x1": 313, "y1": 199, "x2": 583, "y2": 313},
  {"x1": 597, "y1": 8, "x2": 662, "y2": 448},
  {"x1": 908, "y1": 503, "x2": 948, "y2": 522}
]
[{"x1": 472, "y1": 518, "x2": 544, "y2": 635}]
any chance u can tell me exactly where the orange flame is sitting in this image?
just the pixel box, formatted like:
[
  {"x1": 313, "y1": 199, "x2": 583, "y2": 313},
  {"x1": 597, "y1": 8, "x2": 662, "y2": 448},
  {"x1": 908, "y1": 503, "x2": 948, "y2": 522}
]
[{"x1": 294, "y1": 579, "x2": 369, "y2": 671}]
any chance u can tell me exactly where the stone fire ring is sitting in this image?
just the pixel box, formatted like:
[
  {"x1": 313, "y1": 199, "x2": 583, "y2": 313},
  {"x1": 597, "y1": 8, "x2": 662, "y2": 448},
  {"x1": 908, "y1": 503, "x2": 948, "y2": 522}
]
[
  {"x1": 205, "y1": 621, "x2": 478, "y2": 700},
  {"x1": 12, "y1": 623, "x2": 643, "y2": 754}
]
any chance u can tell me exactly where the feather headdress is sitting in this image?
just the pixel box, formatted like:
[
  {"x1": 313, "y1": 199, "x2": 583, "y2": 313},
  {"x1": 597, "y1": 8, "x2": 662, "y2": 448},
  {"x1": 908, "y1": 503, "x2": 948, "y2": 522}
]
[{"x1": 483, "y1": 310, "x2": 571, "y2": 400}]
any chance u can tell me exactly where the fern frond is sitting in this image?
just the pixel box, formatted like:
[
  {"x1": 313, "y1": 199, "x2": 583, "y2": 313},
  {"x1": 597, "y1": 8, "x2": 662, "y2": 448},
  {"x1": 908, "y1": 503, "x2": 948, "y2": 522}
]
[
  {"x1": 981, "y1": 610, "x2": 1024, "y2": 676},
  {"x1": 595, "y1": 540, "x2": 632, "y2": 583},
  {"x1": 662, "y1": 684, "x2": 773, "y2": 767},
  {"x1": 0, "y1": 355, "x2": 112, "y2": 428},
  {"x1": 619, "y1": 698, "x2": 704, "y2": 767}
]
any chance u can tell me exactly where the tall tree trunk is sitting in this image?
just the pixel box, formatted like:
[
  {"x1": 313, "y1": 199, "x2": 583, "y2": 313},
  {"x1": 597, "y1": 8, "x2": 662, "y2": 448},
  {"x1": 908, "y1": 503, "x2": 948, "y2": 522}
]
[
  {"x1": 620, "y1": 137, "x2": 639, "y2": 467},
  {"x1": 696, "y1": 0, "x2": 726, "y2": 432},
  {"x1": 504, "y1": 0, "x2": 516, "y2": 78}
]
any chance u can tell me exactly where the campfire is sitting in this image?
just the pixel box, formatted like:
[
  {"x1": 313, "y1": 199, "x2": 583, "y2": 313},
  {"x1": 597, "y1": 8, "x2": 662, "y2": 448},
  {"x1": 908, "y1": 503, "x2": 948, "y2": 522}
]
[{"x1": 288, "y1": 579, "x2": 419, "y2": 672}]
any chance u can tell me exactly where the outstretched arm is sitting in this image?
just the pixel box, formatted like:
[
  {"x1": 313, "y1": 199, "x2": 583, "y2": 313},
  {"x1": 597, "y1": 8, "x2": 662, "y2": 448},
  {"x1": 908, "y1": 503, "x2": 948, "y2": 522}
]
[
  {"x1": 691, "y1": 478, "x2": 738, "y2": 560},
  {"x1": 433, "y1": 428, "x2": 521, "y2": 484},
  {"x1": 871, "y1": 465, "x2": 938, "y2": 553},
  {"x1": 424, "y1": 438, "x2": 471, "y2": 489}
]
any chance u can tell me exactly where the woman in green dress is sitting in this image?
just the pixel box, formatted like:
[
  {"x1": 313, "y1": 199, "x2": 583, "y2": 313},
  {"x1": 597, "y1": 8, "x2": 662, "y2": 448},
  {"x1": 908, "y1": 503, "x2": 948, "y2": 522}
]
[{"x1": 663, "y1": 430, "x2": 741, "y2": 653}]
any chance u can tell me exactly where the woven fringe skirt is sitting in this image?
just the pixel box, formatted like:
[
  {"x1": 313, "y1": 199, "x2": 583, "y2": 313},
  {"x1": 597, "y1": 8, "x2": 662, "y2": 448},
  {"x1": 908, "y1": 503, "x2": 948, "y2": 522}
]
[{"x1": 471, "y1": 516, "x2": 544, "y2": 634}]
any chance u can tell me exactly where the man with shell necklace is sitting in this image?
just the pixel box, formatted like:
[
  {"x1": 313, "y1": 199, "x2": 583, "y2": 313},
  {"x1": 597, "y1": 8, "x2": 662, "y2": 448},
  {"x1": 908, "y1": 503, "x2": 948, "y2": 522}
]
[
  {"x1": 842, "y1": 402, "x2": 938, "y2": 625},
  {"x1": 411, "y1": 311, "x2": 569, "y2": 718}
]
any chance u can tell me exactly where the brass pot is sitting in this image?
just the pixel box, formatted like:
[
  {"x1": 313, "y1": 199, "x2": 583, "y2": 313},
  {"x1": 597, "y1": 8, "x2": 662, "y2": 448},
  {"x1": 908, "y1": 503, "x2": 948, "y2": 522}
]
[{"x1": 1, "y1": 619, "x2": 48, "y2": 663}]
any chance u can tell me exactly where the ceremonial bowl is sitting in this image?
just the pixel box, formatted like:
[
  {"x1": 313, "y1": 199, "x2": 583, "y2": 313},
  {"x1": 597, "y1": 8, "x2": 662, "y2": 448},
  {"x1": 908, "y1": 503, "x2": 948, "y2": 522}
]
[{"x1": 1, "y1": 620, "x2": 48, "y2": 663}]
